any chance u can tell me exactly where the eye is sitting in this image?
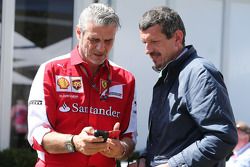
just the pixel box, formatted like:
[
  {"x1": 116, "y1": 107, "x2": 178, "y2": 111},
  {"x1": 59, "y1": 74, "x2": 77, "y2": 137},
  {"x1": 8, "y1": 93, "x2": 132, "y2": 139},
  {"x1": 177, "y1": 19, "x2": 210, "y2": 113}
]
[
  {"x1": 151, "y1": 40, "x2": 158, "y2": 44},
  {"x1": 104, "y1": 39, "x2": 113, "y2": 45},
  {"x1": 142, "y1": 40, "x2": 158, "y2": 45},
  {"x1": 88, "y1": 37, "x2": 100, "y2": 44}
]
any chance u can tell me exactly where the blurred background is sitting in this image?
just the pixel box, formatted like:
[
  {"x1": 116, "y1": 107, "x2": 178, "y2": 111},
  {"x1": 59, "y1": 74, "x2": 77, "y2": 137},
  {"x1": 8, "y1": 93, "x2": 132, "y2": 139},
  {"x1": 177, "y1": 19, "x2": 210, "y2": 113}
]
[{"x1": 0, "y1": 0, "x2": 249, "y2": 156}]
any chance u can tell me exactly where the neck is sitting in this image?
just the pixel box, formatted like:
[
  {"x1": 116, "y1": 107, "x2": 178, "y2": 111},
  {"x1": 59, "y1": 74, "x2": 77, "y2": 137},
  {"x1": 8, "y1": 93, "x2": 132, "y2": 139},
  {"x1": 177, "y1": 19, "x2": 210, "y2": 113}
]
[
  {"x1": 234, "y1": 141, "x2": 248, "y2": 152},
  {"x1": 78, "y1": 48, "x2": 102, "y2": 76},
  {"x1": 89, "y1": 63, "x2": 101, "y2": 76}
]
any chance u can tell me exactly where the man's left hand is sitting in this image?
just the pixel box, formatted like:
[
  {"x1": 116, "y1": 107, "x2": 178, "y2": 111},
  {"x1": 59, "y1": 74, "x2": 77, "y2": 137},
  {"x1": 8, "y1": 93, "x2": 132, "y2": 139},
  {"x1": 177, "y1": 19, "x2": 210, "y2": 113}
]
[{"x1": 100, "y1": 122, "x2": 125, "y2": 158}]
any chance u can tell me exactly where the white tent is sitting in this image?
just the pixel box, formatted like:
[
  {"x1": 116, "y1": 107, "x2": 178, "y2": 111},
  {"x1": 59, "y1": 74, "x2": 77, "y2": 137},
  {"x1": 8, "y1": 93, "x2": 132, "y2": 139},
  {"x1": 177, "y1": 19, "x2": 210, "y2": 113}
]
[{"x1": 13, "y1": 32, "x2": 72, "y2": 84}]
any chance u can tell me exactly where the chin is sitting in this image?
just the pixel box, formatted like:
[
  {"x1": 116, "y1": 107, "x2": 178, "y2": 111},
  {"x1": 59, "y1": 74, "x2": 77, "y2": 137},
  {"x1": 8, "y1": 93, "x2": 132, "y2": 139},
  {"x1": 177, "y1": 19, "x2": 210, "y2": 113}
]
[{"x1": 92, "y1": 59, "x2": 105, "y2": 65}]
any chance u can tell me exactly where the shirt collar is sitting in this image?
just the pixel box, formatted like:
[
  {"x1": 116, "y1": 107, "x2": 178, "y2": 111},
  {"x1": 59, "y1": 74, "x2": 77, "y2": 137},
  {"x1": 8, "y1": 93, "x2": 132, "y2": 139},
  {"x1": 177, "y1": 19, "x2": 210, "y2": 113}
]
[
  {"x1": 70, "y1": 45, "x2": 110, "y2": 69},
  {"x1": 158, "y1": 47, "x2": 188, "y2": 78},
  {"x1": 234, "y1": 142, "x2": 250, "y2": 156},
  {"x1": 70, "y1": 46, "x2": 84, "y2": 65}
]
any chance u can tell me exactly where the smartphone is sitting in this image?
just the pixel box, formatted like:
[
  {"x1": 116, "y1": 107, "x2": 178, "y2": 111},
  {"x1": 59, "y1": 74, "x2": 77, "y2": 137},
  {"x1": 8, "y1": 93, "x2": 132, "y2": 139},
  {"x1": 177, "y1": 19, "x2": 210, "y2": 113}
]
[{"x1": 94, "y1": 129, "x2": 121, "y2": 142}]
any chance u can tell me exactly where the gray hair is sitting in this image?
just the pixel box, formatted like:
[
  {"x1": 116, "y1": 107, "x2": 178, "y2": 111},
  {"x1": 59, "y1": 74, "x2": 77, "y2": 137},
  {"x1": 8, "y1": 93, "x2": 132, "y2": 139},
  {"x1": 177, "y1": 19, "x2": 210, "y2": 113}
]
[
  {"x1": 78, "y1": 3, "x2": 120, "y2": 32},
  {"x1": 139, "y1": 6, "x2": 186, "y2": 45}
]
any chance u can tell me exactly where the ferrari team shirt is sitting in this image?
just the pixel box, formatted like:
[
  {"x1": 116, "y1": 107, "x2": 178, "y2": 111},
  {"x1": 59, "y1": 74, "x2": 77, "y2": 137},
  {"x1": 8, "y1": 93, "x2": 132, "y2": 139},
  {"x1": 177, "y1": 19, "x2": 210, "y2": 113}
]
[{"x1": 28, "y1": 47, "x2": 137, "y2": 167}]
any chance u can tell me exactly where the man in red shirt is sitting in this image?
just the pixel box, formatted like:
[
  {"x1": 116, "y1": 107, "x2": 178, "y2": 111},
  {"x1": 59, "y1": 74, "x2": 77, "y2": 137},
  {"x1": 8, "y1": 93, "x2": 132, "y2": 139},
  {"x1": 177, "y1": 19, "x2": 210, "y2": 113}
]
[{"x1": 28, "y1": 3, "x2": 137, "y2": 167}]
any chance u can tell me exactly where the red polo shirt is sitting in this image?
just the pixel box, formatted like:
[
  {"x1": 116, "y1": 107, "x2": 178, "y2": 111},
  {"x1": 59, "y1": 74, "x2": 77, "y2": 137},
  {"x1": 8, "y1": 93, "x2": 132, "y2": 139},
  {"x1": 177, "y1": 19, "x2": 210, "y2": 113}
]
[{"x1": 28, "y1": 47, "x2": 137, "y2": 167}]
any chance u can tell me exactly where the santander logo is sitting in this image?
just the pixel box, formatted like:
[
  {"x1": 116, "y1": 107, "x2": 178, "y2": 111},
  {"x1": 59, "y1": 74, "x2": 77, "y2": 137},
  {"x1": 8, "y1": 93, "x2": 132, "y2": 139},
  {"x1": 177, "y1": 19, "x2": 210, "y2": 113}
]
[
  {"x1": 58, "y1": 102, "x2": 121, "y2": 118},
  {"x1": 59, "y1": 103, "x2": 70, "y2": 112}
]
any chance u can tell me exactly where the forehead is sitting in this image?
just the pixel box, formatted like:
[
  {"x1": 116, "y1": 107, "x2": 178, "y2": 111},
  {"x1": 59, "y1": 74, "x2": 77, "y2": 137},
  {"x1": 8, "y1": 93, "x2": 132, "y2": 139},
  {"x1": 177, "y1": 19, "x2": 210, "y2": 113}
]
[
  {"x1": 139, "y1": 24, "x2": 166, "y2": 41},
  {"x1": 84, "y1": 22, "x2": 117, "y2": 38}
]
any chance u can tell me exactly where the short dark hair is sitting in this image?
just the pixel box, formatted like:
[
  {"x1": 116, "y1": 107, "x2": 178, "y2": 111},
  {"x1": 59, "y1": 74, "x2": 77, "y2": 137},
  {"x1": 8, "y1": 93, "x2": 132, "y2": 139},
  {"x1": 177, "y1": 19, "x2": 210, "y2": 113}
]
[{"x1": 139, "y1": 6, "x2": 186, "y2": 45}]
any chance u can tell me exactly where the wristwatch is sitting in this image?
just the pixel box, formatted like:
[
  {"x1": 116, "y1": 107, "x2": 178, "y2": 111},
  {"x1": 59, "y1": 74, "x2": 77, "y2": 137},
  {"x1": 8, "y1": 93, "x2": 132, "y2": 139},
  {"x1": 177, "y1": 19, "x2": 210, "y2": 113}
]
[{"x1": 65, "y1": 135, "x2": 76, "y2": 153}]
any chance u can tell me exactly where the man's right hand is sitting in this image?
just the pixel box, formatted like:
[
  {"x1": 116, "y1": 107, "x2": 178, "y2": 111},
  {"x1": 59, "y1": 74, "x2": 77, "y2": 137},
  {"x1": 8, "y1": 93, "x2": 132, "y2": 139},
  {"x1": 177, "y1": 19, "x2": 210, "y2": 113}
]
[{"x1": 73, "y1": 126, "x2": 108, "y2": 155}]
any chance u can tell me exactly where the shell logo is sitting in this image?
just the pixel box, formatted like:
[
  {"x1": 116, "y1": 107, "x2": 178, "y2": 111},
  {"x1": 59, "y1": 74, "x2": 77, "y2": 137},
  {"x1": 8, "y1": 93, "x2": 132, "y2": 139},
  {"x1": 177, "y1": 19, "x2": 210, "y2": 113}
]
[{"x1": 57, "y1": 77, "x2": 69, "y2": 89}]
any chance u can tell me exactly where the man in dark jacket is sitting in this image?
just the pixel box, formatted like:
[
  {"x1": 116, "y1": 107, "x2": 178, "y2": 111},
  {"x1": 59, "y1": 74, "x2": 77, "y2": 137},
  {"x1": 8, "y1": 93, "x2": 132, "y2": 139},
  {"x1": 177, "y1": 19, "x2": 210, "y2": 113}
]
[{"x1": 135, "y1": 6, "x2": 238, "y2": 167}]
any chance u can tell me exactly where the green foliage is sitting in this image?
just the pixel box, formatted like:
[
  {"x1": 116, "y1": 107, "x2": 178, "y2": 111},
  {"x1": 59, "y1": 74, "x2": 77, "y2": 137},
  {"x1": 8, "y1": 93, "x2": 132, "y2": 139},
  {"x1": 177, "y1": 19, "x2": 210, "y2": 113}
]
[{"x1": 0, "y1": 148, "x2": 37, "y2": 167}]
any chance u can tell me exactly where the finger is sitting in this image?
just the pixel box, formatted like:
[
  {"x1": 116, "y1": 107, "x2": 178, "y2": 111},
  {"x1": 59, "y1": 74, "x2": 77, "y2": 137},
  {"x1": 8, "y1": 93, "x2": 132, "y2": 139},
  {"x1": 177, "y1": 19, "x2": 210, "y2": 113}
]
[
  {"x1": 79, "y1": 142, "x2": 108, "y2": 155},
  {"x1": 85, "y1": 135, "x2": 106, "y2": 143},
  {"x1": 87, "y1": 143, "x2": 107, "y2": 151},
  {"x1": 78, "y1": 131, "x2": 105, "y2": 143},
  {"x1": 100, "y1": 150, "x2": 112, "y2": 158},
  {"x1": 81, "y1": 126, "x2": 95, "y2": 135},
  {"x1": 100, "y1": 147, "x2": 114, "y2": 158},
  {"x1": 105, "y1": 138, "x2": 117, "y2": 148},
  {"x1": 113, "y1": 122, "x2": 120, "y2": 131}
]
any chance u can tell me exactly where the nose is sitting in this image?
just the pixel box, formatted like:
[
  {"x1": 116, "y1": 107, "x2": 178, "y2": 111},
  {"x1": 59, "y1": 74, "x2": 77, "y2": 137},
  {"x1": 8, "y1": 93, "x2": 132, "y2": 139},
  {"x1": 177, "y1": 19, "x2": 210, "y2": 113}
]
[
  {"x1": 145, "y1": 43, "x2": 153, "y2": 55},
  {"x1": 96, "y1": 41, "x2": 105, "y2": 53}
]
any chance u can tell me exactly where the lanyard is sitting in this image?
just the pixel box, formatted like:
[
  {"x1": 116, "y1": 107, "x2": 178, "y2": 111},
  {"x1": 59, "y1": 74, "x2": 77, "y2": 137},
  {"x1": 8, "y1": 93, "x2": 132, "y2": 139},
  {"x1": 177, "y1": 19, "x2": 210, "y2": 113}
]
[{"x1": 79, "y1": 64, "x2": 111, "y2": 100}]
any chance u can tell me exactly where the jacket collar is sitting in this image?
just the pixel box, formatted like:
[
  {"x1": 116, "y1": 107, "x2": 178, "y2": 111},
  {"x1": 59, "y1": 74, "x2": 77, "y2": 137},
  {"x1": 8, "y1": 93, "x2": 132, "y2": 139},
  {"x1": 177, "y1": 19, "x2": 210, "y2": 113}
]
[{"x1": 159, "y1": 45, "x2": 196, "y2": 79}]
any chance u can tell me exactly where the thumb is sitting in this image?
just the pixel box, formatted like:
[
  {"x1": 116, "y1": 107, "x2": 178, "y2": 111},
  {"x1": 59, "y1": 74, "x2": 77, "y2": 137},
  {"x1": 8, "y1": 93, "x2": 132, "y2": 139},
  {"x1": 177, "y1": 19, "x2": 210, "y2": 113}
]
[
  {"x1": 113, "y1": 122, "x2": 120, "y2": 131},
  {"x1": 81, "y1": 126, "x2": 95, "y2": 135}
]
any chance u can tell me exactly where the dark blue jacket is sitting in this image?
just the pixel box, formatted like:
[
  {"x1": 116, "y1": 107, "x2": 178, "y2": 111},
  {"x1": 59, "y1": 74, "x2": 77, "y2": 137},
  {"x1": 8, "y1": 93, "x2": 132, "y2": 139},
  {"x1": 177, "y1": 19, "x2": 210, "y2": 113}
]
[{"x1": 145, "y1": 45, "x2": 237, "y2": 167}]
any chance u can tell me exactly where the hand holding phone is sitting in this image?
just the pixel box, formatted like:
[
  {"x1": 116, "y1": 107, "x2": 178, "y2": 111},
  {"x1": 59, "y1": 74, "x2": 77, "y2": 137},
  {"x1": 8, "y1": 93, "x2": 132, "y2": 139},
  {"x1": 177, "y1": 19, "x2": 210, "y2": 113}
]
[{"x1": 94, "y1": 129, "x2": 120, "y2": 142}]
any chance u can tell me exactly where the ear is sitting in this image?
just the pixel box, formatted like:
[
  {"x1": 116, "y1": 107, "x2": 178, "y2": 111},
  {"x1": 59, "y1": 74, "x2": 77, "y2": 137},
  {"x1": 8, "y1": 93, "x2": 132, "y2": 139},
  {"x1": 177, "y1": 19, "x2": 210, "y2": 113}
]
[
  {"x1": 174, "y1": 30, "x2": 184, "y2": 47},
  {"x1": 76, "y1": 26, "x2": 82, "y2": 40}
]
